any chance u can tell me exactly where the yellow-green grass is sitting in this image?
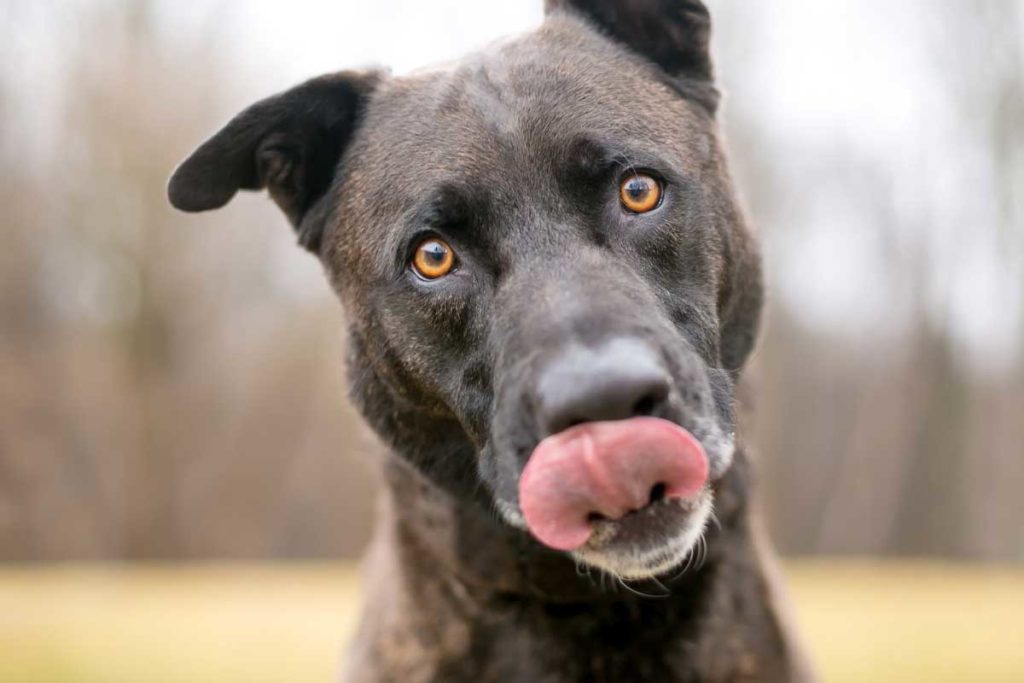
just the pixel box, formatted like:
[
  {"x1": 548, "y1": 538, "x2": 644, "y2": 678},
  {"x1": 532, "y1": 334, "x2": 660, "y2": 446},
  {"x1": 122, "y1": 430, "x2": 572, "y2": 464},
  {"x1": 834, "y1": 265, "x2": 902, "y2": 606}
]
[{"x1": 0, "y1": 561, "x2": 1021, "y2": 682}]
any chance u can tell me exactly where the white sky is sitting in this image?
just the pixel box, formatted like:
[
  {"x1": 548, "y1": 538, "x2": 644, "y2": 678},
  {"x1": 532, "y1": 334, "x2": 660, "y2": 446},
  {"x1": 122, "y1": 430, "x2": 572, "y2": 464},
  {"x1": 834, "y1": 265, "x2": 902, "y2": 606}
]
[{"x1": 156, "y1": 0, "x2": 544, "y2": 82}]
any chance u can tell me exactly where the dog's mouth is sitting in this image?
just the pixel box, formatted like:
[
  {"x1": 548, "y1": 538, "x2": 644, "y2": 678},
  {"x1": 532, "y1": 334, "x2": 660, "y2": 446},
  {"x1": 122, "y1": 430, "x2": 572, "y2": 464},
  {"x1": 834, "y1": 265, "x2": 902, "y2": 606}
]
[
  {"x1": 510, "y1": 416, "x2": 719, "y2": 580},
  {"x1": 573, "y1": 492, "x2": 714, "y2": 580}
]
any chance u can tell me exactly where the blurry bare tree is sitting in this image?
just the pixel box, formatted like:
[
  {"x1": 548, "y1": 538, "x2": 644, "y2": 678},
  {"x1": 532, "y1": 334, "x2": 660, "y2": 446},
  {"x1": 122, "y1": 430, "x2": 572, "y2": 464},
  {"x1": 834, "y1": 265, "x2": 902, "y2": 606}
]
[
  {"x1": 0, "y1": 0, "x2": 1020, "y2": 562},
  {"x1": 0, "y1": 0, "x2": 375, "y2": 560},
  {"x1": 716, "y1": 0, "x2": 1024, "y2": 560}
]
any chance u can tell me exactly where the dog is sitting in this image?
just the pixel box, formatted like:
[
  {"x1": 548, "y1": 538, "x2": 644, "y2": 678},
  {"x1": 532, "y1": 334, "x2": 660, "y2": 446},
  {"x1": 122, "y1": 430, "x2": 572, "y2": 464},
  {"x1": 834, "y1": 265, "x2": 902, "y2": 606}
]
[{"x1": 168, "y1": 1, "x2": 814, "y2": 680}]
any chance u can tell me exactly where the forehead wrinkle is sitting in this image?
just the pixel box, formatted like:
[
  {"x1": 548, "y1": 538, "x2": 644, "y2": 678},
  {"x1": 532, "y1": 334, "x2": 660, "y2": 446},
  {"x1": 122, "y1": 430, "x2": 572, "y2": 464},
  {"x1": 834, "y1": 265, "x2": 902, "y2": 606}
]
[{"x1": 463, "y1": 62, "x2": 519, "y2": 138}]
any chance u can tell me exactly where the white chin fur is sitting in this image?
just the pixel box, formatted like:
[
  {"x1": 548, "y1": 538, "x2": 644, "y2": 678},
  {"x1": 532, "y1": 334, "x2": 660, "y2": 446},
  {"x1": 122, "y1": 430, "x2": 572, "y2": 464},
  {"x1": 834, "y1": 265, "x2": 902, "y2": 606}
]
[
  {"x1": 692, "y1": 416, "x2": 736, "y2": 476},
  {"x1": 571, "y1": 494, "x2": 714, "y2": 581},
  {"x1": 495, "y1": 491, "x2": 715, "y2": 581},
  {"x1": 494, "y1": 497, "x2": 527, "y2": 528}
]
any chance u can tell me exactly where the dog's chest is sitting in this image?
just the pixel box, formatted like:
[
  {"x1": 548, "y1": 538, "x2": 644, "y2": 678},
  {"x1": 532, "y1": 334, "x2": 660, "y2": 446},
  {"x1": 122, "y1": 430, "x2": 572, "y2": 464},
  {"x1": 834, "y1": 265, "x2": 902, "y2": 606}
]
[{"x1": 416, "y1": 603, "x2": 776, "y2": 683}]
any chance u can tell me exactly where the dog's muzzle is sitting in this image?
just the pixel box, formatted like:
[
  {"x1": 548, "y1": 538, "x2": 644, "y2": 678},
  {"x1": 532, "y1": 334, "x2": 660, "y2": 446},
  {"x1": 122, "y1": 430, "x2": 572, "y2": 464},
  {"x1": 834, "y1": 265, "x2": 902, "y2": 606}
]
[{"x1": 519, "y1": 416, "x2": 709, "y2": 550}]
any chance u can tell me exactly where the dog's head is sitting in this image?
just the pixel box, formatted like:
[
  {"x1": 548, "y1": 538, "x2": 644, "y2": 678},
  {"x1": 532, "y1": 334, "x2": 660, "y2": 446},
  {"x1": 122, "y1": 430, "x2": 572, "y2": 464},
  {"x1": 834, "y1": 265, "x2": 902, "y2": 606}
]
[{"x1": 169, "y1": 0, "x2": 761, "y2": 581}]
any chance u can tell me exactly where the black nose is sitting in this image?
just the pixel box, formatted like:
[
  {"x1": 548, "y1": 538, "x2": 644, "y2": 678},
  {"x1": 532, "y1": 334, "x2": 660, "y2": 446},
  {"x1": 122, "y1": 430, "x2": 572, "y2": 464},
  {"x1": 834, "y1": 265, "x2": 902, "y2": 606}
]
[{"x1": 536, "y1": 338, "x2": 671, "y2": 436}]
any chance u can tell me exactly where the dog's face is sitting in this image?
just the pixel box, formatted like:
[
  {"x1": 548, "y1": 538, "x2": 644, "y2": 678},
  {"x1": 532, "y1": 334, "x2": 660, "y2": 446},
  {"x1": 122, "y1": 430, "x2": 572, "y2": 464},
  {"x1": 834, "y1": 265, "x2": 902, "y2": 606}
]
[{"x1": 169, "y1": 0, "x2": 761, "y2": 581}]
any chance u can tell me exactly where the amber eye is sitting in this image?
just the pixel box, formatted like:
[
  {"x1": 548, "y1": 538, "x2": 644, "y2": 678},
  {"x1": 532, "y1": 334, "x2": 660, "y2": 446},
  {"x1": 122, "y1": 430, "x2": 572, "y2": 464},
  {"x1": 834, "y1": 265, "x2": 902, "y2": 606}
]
[
  {"x1": 619, "y1": 173, "x2": 662, "y2": 213},
  {"x1": 411, "y1": 237, "x2": 456, "y2": 279}
]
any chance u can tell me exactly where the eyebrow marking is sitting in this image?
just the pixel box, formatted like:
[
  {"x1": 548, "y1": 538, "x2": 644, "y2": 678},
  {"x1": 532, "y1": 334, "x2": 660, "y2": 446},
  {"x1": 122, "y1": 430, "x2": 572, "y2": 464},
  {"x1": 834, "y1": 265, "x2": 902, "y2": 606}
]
[{"x1": 380, "y1": 182, "x2": 492, "y2": 278}]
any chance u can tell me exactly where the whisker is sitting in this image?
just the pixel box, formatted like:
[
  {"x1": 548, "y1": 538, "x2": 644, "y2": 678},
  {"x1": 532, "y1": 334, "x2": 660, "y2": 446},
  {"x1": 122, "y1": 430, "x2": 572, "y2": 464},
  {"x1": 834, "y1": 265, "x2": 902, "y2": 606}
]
[
  {"x1": 694, "y1": 535, "x2": 708, "y2": 570},
  {"x1": 708, "y1": 509, "x2": 723, "y2": 532},
  {"x1": 669, "y1": 547, "x2": 695, "y2": 581},
  {"x1": 650, "y1": 576, "x2": 671, "y2": 595},
  {"x1": 616, "y1": 576, "x2": 669, "y2": 599}
]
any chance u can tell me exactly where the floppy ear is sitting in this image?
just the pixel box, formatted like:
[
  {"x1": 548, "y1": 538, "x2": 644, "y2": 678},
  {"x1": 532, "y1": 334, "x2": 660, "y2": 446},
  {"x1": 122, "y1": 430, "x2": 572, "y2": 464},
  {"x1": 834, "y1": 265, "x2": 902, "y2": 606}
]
[
  {"x1": 545, "y1": 0, "x2": 716, "y2": 110},
  {"x1": 168, "y1": 70, "x2": 382, "y2": 252}
]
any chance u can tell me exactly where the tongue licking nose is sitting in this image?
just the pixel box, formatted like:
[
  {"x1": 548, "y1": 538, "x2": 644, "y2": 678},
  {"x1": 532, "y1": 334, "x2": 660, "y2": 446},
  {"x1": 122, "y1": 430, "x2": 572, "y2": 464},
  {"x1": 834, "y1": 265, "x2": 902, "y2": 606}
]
[{"x1": 517, "y1": 417, "x2": 708, "y2": 551}]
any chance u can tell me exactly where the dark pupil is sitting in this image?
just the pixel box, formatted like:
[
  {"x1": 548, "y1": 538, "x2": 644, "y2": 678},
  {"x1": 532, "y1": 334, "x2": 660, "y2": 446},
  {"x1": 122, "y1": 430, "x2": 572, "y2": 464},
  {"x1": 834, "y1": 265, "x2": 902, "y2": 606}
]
[
  {"x1": 423, "y1": 243, "x2": 446, "y2": 264},
  {"x1": 626, "y1": 179, "x2": 649, "y2": 199}
]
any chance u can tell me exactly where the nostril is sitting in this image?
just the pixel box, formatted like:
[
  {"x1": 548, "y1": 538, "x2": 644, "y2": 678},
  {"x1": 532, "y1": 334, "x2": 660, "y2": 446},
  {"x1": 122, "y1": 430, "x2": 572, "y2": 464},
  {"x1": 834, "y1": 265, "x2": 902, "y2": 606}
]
[
  {"x1": 586, "y1": 511, "x2": 607, "y2": 524},
  {"x1": 632, "y1": 394, "x2": 658, "y2": 417},
  {"x1": 648, "y1": 482, "x2": 667, "y2": 505}
]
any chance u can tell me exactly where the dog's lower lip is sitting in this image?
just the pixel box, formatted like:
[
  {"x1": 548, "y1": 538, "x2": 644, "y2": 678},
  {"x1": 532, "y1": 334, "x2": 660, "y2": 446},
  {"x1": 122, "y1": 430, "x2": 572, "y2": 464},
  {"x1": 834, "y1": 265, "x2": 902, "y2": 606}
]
[
  {"x1": 518, "y1": 417, "x2": 708, "y2": 551},
  {"x1": 584, "y1": 495, "x2": 694, "y2": 543}
]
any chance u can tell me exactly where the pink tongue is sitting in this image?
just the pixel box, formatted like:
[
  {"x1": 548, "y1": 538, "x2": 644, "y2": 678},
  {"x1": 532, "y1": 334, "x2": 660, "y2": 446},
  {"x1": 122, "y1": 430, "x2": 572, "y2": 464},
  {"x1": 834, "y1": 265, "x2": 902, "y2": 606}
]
[{"x1": 518, "y1": 417, "x2": 708, "y2": 551}]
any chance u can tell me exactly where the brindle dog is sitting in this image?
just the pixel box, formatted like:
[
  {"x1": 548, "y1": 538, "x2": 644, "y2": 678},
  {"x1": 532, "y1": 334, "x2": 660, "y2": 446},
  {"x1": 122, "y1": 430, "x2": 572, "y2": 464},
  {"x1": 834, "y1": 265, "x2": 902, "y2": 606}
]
[{"x1": 169, "y1": 1, "x2": 815, "y2": 680}]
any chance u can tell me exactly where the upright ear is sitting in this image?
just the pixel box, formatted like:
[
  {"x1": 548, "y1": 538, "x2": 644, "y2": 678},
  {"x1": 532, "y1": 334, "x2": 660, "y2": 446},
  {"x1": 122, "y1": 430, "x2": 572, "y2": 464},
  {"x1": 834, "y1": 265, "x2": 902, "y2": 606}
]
[
  {"x1": 545, "y1": 0, "x2": 716, "y2": 110},
  {"x1": 168, "y1": 70, "x2": 382, "y2": 253}
]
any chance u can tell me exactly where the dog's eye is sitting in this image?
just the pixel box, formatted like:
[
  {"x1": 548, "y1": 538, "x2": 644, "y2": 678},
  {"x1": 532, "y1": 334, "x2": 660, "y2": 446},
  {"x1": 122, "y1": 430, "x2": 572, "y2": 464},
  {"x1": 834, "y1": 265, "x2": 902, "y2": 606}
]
[
  {"x1": 619, "y1": 173, "x2": 662, "y2": 213},
  {"x1": 411, "y1": 237, "x2": 456, "y2": 279}
]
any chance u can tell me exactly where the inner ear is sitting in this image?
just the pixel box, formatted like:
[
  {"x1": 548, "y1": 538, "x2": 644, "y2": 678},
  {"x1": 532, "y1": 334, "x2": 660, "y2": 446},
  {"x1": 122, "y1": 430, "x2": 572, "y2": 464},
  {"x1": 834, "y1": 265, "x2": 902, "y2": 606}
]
[
  {"x1": 545, "y1": 0, "x2": 716, "y2": 109},
  {"x1": 168, "y1": 70, "x2": 383, "y2": 253}
]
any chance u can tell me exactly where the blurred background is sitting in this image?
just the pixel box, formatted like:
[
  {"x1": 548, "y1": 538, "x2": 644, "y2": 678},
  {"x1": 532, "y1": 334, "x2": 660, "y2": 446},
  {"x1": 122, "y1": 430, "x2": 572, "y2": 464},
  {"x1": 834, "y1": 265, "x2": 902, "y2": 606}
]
[{"x1": 1, "y1": 0, "x2": 1022, "y2": 681}]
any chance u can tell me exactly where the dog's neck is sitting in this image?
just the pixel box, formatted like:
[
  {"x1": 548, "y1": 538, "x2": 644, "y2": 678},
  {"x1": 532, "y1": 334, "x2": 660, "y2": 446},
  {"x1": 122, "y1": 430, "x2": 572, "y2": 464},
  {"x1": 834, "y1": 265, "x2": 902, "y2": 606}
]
[{"x1": 345, "y1": 446, "x2": 806, "y2": 682}]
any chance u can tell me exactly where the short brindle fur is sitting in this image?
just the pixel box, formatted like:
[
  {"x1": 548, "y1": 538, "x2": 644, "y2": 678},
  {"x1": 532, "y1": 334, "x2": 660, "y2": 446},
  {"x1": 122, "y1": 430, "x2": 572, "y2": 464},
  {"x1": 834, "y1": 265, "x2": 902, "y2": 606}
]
[{"x1": 169, "y1": 1, "x2": 815, "y2": 680}]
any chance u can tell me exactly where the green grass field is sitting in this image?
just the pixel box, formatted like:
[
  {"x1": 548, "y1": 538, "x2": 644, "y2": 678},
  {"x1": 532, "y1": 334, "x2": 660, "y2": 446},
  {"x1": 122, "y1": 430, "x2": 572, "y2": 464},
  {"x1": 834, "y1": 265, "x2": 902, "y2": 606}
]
[{"x1": 1, "y1": 561, "x2": 1021, "y2": 682}]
